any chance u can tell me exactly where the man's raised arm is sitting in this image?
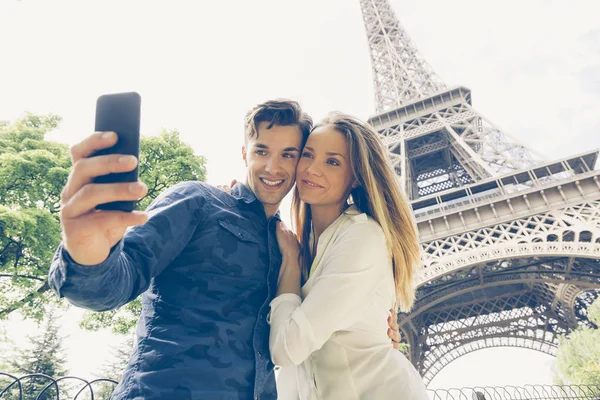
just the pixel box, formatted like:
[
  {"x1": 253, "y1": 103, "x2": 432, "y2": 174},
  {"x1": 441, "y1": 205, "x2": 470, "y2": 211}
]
[{"x1": 48, "y1": 131, "x2": 206, "y2": 311}]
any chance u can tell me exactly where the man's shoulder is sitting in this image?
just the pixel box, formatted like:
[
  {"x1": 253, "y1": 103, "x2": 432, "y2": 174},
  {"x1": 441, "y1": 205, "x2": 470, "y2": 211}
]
[
  {"x1": 150, "y1": 180, "x2": 205, "y2": 202},
  {"x1": 158, "y1": 181, "x2": 227, "y2": 200},
  {"x1": 143, "y1": 181, "x2": 210, "y2": 213},
  {"x1": 148, "y1": 181, "x2": 248, "y2": 217}
]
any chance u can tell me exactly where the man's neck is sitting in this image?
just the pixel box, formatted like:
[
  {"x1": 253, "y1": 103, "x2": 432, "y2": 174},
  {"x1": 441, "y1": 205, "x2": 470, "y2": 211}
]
[
  {"x1": 242, "y1": 178, "x2": 281, "y2": 219},
  {"x1": 263, "y1": 204, "x2": 279, "y2": 219}
]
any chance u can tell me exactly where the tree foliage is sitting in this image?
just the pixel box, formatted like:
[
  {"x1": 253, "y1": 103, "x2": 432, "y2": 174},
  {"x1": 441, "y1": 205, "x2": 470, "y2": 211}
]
[
  {"x1": 0, "y1": 114, "x2": 69, "y2": 321},
  {"x1": 0, "y1": 113, "x2": 207, "y2": 335},
  {"x1": 554, "y1": 296, "x2": 600, "y2": 386},
  {"x1": 7, "y1": 308, "x2": 68, "y2": 399},
  {"x1": 0, "y1": 324, "x2": 13, "y2": 372}
]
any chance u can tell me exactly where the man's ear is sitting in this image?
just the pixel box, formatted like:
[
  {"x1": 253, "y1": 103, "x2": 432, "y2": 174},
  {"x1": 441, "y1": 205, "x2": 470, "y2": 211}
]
[{"x1": 242, "y1": 145, "x2": 248, "y2": 166}]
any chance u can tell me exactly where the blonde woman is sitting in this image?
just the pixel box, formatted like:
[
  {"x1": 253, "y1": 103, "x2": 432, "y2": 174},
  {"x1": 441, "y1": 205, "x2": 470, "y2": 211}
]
[{"x1": 268, "y1": 112, "x2": 429, "y2": 399}]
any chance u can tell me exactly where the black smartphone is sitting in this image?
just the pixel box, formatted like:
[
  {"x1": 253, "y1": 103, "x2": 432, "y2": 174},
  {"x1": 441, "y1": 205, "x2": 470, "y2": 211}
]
[{"x1": 92, "y1": 91, "x2": 142, "y2": 212}]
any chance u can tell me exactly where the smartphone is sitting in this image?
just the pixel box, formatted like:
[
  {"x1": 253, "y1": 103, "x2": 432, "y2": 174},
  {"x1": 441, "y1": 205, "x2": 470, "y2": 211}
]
[{"x1": 92, "y1": 91, "x2": 142, "y2": 212}]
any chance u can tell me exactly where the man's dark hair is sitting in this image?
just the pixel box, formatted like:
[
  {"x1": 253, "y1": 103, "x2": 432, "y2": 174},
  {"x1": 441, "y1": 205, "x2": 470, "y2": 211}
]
[{"x1": 244, "y1": 99, "x2": 313, "y2": 146}]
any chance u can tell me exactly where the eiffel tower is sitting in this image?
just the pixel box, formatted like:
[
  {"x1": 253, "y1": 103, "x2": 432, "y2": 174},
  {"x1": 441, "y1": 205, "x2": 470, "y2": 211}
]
[{"x1": 358, "y1": 0, "x2": 600, "y2": 385}]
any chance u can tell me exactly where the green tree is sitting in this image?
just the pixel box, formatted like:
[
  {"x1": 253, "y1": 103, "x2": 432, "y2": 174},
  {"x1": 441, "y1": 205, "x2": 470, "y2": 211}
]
[
  {"x1": 554, "y1": 296, "x2": 600, "y2": 385},
  {"x1": 0, "y1": 114, "x2": 207, "y2": 334},
  {"x1": 9, "y1": 307, "x2": 68, "y2": 400},
  {"x1": 0, "y1": 325, "x2": 15, "y2": 397},
  {"x1": 0, "y1": 114, "x2": 70, "y2": 321},
  {"x1": 0, "y1": 323, "x2": 13, "y2": 371}
]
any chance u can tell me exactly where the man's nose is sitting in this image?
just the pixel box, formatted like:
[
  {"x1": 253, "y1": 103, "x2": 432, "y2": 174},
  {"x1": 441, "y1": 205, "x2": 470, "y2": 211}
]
[{"x1": 265, "y1": 157, "x2": 283, "y2": 174}]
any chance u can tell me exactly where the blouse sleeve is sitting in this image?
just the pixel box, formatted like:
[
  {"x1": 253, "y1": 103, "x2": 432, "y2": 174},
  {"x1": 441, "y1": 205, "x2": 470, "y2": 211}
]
[{"x1": 268, "y1": 219, "x2": 390, "y2": 366}]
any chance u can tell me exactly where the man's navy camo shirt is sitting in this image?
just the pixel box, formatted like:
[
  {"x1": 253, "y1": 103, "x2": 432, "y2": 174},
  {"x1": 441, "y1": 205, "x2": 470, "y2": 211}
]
[{"x1": 48, "y1": 182, "x2": 282, "y2": 400}]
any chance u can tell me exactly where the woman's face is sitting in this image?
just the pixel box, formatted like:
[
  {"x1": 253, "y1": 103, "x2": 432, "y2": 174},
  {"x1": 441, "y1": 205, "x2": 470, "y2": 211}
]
[{"x1": 296, "y1": 125, "x2": 355, "y2": 209}]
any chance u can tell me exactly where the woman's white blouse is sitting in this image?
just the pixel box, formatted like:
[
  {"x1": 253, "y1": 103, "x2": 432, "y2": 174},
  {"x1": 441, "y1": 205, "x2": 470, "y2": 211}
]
[{"x1": 268, "y1": 206, "x2": 429, "y2": 399}]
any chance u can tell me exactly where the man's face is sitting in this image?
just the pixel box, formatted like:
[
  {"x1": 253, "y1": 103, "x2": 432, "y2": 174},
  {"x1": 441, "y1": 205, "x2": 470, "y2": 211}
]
[{"x1": 243, "y1": 122, "x2": 303, "y2": 217}]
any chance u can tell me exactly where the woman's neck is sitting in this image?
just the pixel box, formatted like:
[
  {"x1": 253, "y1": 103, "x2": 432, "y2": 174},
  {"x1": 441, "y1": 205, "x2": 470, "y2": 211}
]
[{"x1": 310, "y1": 203, "x2": 347, "y2": 243}]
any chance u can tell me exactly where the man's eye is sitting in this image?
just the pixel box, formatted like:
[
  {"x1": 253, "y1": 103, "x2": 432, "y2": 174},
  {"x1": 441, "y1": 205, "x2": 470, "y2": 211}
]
[
  {"x1": 302, "y1": 152, "x2": 313, "y2": 158},
  {"x1": 256, "y1": 150, "x2": 267, "y2": 155},
  {"x1": 283, "y1": 153, "x2": 296, "y2": 159}
]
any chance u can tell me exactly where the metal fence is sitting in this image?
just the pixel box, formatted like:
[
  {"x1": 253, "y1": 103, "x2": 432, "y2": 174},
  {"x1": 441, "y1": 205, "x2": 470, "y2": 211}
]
[
  {"x1": 427, "y1": 385, "x2": 600, "y2": 400},
  {"x1": 1, "y1": 373, "x2": 600, "y2": 399},
  {"x1": 0, "y1": 373, "x2": 117, "y2": 399}
]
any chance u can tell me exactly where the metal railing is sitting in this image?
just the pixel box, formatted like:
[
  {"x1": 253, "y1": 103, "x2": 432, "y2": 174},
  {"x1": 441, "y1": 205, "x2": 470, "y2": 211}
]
[
  {"x1": 0, "y1": 373, "x2": 117, "y2": 399},
  {"x1": 426, "y1": 385, "x2": 600, "y2": 400},
  {"x1": 1, "y1": 373, "x2": 599, "y2": 399}
]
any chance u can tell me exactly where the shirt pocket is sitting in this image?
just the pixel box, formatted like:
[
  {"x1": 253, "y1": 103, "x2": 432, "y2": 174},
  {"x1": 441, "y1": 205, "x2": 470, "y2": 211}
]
[{"x1": 211, "y1": 219, "x2": 261, "y2": 277}]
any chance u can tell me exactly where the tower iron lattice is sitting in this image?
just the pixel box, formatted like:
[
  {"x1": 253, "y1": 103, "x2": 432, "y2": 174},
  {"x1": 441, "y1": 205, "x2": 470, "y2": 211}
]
[{"x1": 358, "y1": 0, "x2": 600, "y2": 385}]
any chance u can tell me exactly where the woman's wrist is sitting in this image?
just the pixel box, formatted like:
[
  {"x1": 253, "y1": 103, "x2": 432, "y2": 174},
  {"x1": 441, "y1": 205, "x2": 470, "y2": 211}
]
[
  {"x1": 281, "y1": 250, "x2": 300, "y2": 264},
  {"x1": 277, "y1": 261, "x2": 302, "y2": 297}
]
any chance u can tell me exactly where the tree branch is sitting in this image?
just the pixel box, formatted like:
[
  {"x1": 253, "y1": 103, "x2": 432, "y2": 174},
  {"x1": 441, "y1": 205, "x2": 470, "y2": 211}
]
[
  {"x1": 0, "y1": 273, "x2": 45, "y2": 281},
  {"x1": 139, "y1": 163, "x2": 148, "y2": 178},
  {"x1": 0, "y1": 239, "x2": 16, "y2": 257},
  {"x1": 12, "y1": 243, "x2": 22, "y2": 269},
  {"x1": 0, "y1": 238, "x2": 20, "y2": 266},
  {"x1": 0, "y1": 281, "x2": 50, "y2": 318}
]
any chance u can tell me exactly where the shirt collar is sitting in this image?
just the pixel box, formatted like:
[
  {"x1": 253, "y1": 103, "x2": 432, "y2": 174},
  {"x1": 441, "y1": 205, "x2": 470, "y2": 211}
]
[
  {"x1": 231, "y1": 182, "x2": 283, "y2": 222},
  {"x1": 270, "y1": 210, "x2": 282, "y2": 222},
  {"x1": 231, "y1": 182, "x2": 258, "y2": 204},
  {"x1": 343, "y1": 204, "x2": 360, "y2": 215}
]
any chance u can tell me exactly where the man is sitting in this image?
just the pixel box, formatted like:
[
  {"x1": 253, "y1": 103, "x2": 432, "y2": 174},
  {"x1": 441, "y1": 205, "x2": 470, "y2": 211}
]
[{"x1": 49, "y1": 99, "x2": 402, "y2": 399}]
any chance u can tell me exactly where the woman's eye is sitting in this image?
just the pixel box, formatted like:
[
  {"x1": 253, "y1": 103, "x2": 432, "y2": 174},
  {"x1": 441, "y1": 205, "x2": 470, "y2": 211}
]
[{"x1": 327, "y1": 159, "x2": 340, "y2": 166}]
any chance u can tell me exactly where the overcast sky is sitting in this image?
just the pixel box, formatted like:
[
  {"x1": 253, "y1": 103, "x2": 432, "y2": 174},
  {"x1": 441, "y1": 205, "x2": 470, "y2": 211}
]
[{"x1": 1, "y1": 0, "x2": 599, "y2": 389}]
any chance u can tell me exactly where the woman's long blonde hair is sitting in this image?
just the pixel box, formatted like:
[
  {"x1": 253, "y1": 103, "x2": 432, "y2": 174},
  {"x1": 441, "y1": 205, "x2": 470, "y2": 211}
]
[{"x1": 292, "y1": 112, "x2": 421, "y2": 312}]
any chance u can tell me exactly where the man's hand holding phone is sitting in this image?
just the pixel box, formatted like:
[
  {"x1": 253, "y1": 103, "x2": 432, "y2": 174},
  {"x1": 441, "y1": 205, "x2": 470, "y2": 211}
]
[
  {"x1": 59, "y1": 131, "x2": 148, "y2": 266},
  {"x1": 59, "y1": 92, "x2": 148, "y2": 266}
]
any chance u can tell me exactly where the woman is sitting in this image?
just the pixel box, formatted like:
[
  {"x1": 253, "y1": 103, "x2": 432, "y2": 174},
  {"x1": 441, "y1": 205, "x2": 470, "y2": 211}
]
[{"x1": 268, "y1": 112, "x2": 429, "y2": 399}]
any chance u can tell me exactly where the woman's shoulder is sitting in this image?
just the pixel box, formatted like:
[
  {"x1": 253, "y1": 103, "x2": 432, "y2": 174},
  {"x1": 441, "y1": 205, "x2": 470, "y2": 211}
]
[{"x1": 339, "y1": 206, "x2": 386, "y2": 244}]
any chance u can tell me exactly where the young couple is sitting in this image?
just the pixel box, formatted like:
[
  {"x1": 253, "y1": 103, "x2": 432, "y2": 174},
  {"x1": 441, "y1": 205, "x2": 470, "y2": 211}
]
[{"x1": 49, "y1": 99, "x2": 429, "y2": 399}]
